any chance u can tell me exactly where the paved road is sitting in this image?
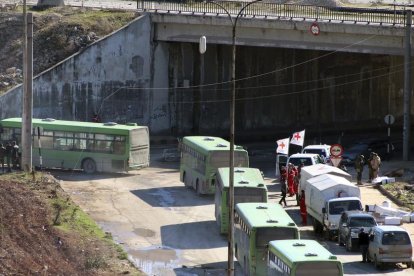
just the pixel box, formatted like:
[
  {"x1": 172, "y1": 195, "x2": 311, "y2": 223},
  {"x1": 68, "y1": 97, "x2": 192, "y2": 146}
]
[{"x1": 56, "y1": 144, "x2": 414, "y2": 275}]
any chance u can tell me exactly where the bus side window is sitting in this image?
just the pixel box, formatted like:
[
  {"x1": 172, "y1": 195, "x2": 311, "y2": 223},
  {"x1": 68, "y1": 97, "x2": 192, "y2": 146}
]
[
  {"x1": 113, "y1": 141, "x2": 125, "y2": 154},
  {"x1": 87, "y1": 140, "x2": 94, "y2": 151}
]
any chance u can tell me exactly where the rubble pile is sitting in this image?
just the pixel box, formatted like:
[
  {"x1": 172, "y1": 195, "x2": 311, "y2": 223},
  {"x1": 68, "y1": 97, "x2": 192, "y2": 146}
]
[{"x1": 0, "y1": 67, "x2": 23, "y2": 91}]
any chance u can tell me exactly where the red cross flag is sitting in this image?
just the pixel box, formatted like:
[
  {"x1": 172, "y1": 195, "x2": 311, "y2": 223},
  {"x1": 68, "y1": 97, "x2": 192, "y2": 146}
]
[
  {"x1": 290, "y1": 130, "x2": 305, "y2": 147},
  {"x1": 276, "y1": 138, "x2": 290, "y2": 155}
]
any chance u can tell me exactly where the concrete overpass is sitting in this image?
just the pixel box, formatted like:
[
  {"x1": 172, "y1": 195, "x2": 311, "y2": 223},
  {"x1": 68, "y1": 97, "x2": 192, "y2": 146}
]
[{"x1": 147, "y1": 1, "x2": 410, "y2": 56}]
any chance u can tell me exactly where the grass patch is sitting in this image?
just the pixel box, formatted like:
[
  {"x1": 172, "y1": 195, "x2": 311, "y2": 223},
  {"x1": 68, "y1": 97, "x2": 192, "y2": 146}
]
[{"x1": 382, "y1": 182, "x2": 414, "y2": 211}]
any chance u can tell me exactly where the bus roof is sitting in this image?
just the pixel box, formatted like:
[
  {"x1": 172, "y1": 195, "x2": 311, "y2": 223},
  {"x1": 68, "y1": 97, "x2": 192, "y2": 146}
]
[
  {"x1": 1, "y1": 118, "x2": 147, "y2": 134},
  {"x1": 182, "y1": 136, "x2": 246, "y2": 154},
  {"x1": 217, "y1": 167, "x2": 266, "y2": 189},
  {"x1": 235, "y1": 202, "x2": 296, "y2": 229},
  {"x1": 268, "y1": 239, "x2": 340, "y2": 263}
]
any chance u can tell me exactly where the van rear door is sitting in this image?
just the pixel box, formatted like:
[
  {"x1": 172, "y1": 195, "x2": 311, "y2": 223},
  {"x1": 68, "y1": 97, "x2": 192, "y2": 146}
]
[{"x1": 275, "y1": 154, "x2": 288, "y2": 177}]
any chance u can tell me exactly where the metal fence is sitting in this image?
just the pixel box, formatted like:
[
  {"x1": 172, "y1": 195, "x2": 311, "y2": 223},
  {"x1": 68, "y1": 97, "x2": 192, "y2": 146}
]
[{"x1": 139, "y1": 0, "x2": 407, "y2": 25}]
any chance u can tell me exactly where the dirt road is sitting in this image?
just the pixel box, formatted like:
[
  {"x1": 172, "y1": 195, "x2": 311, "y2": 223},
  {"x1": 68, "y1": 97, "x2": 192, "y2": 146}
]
[{"x1": 57, "y1": 146, "x2": 414, "y2": 275}]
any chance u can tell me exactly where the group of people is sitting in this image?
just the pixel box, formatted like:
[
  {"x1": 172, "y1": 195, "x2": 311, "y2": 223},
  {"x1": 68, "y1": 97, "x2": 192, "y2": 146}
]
[
  {"x1": 279, "y1": 163, "x2": 307, "y2": 225},
  {"x1": 0, "y1": 141, "x2": 20, "y2": 173},
  {"x1": 354, "y1": 152, "x2": 382, "y2": 185}
]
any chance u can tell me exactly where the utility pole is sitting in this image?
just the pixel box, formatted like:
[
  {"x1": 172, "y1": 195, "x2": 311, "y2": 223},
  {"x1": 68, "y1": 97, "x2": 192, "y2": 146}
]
[
  {"x1": 205, "y1": 1, "x2": 262, "y2": 275},
  {"x1": 22, "y1": 2, "x2": 33, "y2": 172},
  {"x1": 403, "y1": 10, "x2": 412, "y2": 161}
]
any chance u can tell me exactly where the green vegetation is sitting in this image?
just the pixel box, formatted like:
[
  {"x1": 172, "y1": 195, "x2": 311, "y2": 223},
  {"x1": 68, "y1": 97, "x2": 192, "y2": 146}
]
[
  {"x1": 382, "y1": 182, "x2": 414, "y2": 211},
  {"x1": 0, "y1": 171, "x2": 140, "y2": 273}
]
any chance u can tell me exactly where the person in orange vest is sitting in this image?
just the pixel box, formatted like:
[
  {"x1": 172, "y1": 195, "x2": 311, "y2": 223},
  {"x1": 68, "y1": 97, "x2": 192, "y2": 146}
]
[
  {"x1": 287, "y1": 163, "x2": 297, "y2": 197},
  {"x1": 299, "y1": 190, "x2": 307, "y2": 225}
]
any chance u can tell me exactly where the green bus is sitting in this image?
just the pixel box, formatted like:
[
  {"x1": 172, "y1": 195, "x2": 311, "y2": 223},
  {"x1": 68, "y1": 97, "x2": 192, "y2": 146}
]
[
  {"x1": 179, "y1": 136, "x2": 249, "y2": 195},
  {"x1": 267, "y1": 239, "x2": 343, "y2": 276},
  {"x1": 0, "y1": 118, "x2": 149, "y2": 173},
  {"x1": 234, "y1": 202, "x2": 300, "y2": 276},
  {"x1": 215, "y1": 167, "x2": 268, "y2": 234}
]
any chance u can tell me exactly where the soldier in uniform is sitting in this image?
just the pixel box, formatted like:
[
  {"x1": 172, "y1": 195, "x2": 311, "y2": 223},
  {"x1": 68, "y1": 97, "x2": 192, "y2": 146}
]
[
  {"x1": 354, "y1": 154, "x2": 365, "y2": 185},
  {"x1": 367, "y1": 152, "x2": 374, "y2": 183},
  {"x1": 0, "y1": 143, "x2": 6, "y2": 173},
  {"x1": 370, "y1": 152, "x2": 381, "y2": 180}
]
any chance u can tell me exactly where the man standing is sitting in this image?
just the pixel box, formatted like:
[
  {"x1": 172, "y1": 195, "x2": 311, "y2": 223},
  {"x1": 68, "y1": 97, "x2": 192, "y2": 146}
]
[
  {"x1": 299, "y1": 190, "x2": 307, "y2": 225},
  {"x1": 5, "y1": 142, "x2": 13, "y2": 172},
  {"x1": 358, "y1": 228, "x2": 370, "y2": 263},
  {"x1": 0, "y1": 143, "x2": 6, "y2": 173},
  {"x1": 286, "y1": 163, "x2": 297, "y2": 197},
  {"x1": 11, "y1": 141, "x2": 20, "y2": 170},
  {"x1": 354, "y1": 154, "x2": 365, "y2": 185},
  {"x1": 278, "y1": 178, "x2": 288, "y2": 207},
  {"x1": 370, "y1": 152, "x2": 381, "y2": 180},
  {"x1": 367, "y1": 152, "x2": 374, "y2": 183}
]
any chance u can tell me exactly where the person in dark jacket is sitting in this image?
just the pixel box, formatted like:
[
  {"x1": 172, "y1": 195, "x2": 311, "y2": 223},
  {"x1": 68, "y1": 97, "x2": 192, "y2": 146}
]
[
  {"x1": 5, "y1": 142, "x2": 13, "y2": 172},
  {"x1": 358, "y1": 228, "x2": 370, "y2": 262},
  {"x1": 354, "y1": 154, "x2": 365, "y2": 185},
  {"x1": 278, "y1": 177, "x2": 288, "y2": 207},
  {"x1": 0, "y1": 143, "x2": 6, "y2": 173}
]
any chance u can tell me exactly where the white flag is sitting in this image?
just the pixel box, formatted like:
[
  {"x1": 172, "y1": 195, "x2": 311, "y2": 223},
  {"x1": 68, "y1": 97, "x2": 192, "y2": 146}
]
[
  {"x1": 290, "y1": 130, "x2": 305, "y2": 147},
  {"x1": 276, "y1": 138, "x2": 290, "y2": 155}
]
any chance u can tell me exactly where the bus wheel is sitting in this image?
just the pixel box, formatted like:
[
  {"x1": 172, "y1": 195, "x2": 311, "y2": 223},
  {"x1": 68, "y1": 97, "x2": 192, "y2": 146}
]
[{"x1": 82, "y1": 158, "x2": 96, "y2": 174}]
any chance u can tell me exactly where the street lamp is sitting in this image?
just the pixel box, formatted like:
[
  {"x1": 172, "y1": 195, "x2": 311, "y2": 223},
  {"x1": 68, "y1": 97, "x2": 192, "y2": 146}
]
[{"x1": 205, "y1": 1, "x2": 262, "y2": 275}]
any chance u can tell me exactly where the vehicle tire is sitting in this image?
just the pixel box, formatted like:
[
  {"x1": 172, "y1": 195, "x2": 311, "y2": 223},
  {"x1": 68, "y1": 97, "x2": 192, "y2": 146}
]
[
  {"x1": 404, "y1": 262, "x2": 412, "y2": 269},
  {"x1": 374, "y1": 255, "x2": 383, "y2": 270},
  {"x1": 82, "y1": 158, "x2": 96, "y2": 174}
]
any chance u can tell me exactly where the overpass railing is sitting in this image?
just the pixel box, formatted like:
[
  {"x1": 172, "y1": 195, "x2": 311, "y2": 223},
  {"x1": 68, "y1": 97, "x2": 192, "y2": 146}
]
[{"x1": 139, "y1": 0, "x2": 407, "y2": 25}]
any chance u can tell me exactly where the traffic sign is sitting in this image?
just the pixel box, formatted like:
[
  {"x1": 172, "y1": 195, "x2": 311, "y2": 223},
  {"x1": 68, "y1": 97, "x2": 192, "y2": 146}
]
[
  {"x1": 330, "y1": 156, "x2": 342, "y2": 167},
  {"x1": 310, "y1": 22, "x2": 320, "y2": 36},
  {"x1": 330, "y1": 144, "x2": 344, "y2": 157},
  {"x1": 384, "y1": 114, "x2": 395, "y2": 125}
]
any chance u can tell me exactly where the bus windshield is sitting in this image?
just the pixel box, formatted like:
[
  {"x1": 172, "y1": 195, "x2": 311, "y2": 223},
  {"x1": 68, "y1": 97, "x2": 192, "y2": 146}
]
[
  {"x1": 296, "y1": 262, "x2": 341, "y2": 276},
  {"x1": 256, "y1": 228, "x2": 297, "y2": 248},
  {"x1": 210, "y1": 151, "x2": 248, "y2": 168}
]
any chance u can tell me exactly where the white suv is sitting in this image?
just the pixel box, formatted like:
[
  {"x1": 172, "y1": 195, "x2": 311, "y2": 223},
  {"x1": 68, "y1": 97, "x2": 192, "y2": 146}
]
[
  {"x1": 287, "y1": 153, "x2": 324, "y2": 168},
  {"x1": 302, "y1": 144, "x2": 331, "y2": 163}
]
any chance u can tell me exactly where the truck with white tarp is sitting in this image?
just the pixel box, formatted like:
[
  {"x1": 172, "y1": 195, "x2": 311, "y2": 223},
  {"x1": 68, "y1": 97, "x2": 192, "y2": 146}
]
[
  {"x1": 300, "y1": 164, "x2": 352, "y2": 193},
  {"x1": 305, "y1": 174, "x2": 362, "y2": 239}
]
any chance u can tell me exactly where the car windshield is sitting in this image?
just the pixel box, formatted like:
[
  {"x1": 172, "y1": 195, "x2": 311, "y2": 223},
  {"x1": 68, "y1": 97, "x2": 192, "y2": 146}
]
[
  {"x1": 329, "y1": 200, "x2": 362, "y2": 215},
  {"x1": 349, "y1": 217, "x2": 376, "y2": 227}
]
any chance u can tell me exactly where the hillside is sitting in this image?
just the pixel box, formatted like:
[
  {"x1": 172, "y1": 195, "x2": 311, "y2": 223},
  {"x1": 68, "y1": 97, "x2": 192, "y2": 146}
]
[
  {"x1": 0, "y1": 5, "x2": 138, "y2": 94},
  {"x1": 0, "y1": 172, "x2": 143, "y2": 275}
]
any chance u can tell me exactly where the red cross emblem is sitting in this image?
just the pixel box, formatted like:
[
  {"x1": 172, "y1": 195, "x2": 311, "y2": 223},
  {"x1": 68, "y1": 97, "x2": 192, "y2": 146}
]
[
  {"x1": 280, "y1": 142, "x2": 286, "y2": 149},
  {"x1": 293, "y1": 133, "x2": 301, "y2": 140}
]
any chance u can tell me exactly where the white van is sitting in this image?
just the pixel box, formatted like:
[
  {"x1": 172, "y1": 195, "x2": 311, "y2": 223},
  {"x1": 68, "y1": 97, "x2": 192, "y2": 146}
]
[
  {"x1": 302, "y1": 144, "x2": 331, "y2": 163},
  {"x1": 276, "y1": 153, "x2": 323, "y2": 178},
  {"x1": 368, "y1": 225, "x2": 413, "y2": 269}
]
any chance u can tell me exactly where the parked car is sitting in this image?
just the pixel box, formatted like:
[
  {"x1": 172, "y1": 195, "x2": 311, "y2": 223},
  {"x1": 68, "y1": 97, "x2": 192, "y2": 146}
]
[
  {"x1": 287, "y1": 153, "x2": 324, "y2": 168},
  {"x1": 338, "y1": 211, "x2": 377, "y2": 251},
  {"x1": 368, "y1": 225, "x2": 413, "y2": 270},
  {"x1": 342, "y1": 139, "x2": 394, "y2": 165},
  {"x1": 302, "y1": 144, "x2": 331, "y2": 163}
]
